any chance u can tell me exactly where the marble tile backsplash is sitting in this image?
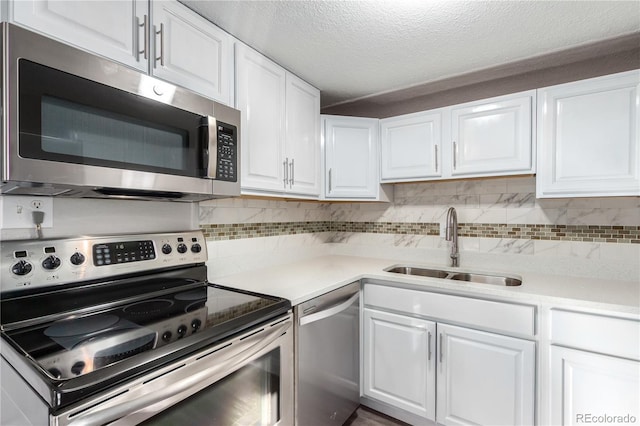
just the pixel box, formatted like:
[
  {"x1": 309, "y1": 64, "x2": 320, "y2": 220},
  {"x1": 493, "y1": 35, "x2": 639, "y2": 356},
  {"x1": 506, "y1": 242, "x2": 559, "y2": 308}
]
[{"x1": 199, "y1": 177, "x2": 639, "y2": 280}]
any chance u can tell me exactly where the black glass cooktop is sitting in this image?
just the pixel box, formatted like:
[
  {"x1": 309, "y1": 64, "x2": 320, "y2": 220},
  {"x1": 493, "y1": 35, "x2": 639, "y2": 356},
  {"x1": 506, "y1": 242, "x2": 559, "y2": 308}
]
[{"x1": 0, "y1": 265, "x2": 290, "y2": 384}]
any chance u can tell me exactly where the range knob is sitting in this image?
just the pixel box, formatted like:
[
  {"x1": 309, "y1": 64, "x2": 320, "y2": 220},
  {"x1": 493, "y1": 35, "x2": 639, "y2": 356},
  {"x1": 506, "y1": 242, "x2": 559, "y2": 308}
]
[
  {"x1": 42, "y1": 255, "x2": 61, "y2": 270},
  {"x1": 177, "y1": 243, "x2": 188, "y2": 254},
  {"x1": 191, "y1": 243, "x2": 202, "y2": 253},
  {"x1": 162, "y1": 244, "x2": 172, "y2": 255},
  {"x1": 162, "y1": 331, "x2": 172, "y2": 342},
  {"x1": 177, "y1": 325, "x2": 188, "y2": 338},
  {"x1": 11, "y1": 260, "x2": 33, "y2": 276},
  {"x1": 191, "y1": 318, "x2": 202, "y2": 331},
  {"x1": 71, "y1": 361, "x2": 85, "y2": 376},
  {"x1": 48, "y1": 368, "x2": 62, "y2": 379},
  {"x1": 70, "y1": 252, "x2": 86, "y2": 266}
]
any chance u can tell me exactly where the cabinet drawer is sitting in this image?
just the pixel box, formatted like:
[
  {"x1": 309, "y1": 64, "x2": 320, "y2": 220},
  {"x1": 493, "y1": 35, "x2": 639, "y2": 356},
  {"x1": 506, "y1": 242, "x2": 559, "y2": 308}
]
[
  {"x1": 551, "y1": 309, "x2": 640, "y2": 360},
  {"x1": 364, "y1": 284, "x2": 535, "y2": 337}
]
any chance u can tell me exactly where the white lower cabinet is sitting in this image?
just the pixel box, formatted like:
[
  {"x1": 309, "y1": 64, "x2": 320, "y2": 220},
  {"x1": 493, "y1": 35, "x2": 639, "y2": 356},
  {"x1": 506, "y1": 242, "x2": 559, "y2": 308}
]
[
  {"x1": 362, "y1": 285, "x2": 536, "y2": 426},
  {"x1": 550, "y1": 346, "x2": 640, "y2": 426},
  {"x1": 437, "y1": 324, "x2": 535, "y2": 426},
  {"x1": 548, "y1": 309, "x2": 640, "y2": 425},
  {"x1": 363, "y1": 309, "x2": 436, "y2": 421}
]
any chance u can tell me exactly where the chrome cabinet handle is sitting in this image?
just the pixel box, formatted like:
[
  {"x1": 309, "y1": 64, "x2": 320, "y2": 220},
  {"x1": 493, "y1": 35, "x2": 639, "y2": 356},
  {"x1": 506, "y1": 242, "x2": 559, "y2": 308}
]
[
  {"x1": 428, "y1": 331, "x2": 432, "y2": 361},
  {"x1": 135, "y1": 15, "x2": 149, "y2": 61},
  {"x1": 439, "y1": 333, "x2": 444, "y2": 363},
  {"x1": 154, "y1": 23, "x2": 164, "y2": 67},
  {"x1": 328, "y1": 168, "x2": 332, "y2": 193},
  {"x1": 289, "y1": 158, "x2": 294, "y2": 186},
  {"x1": 453, "y1": 141, "x2": 457, "y2": 170},
  {"x1": 283, "y1": 158, "x2": 289, "y2": 188},
  {"x1": 434, "y1": 145, "x2": 438, "y2": 172}
]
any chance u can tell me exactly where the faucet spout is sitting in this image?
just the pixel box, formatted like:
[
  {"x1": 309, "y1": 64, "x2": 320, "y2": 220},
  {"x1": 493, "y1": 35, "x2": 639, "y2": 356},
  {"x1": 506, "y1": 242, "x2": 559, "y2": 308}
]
[{"x1": 445, "y1": 207, "x2": 459, "y2": 267}]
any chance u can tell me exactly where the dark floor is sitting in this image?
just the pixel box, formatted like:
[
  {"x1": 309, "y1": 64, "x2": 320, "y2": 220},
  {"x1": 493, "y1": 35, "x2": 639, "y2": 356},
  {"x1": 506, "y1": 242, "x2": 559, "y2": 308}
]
[{"x1": 344, "y1": 406, "x2": 410, "y2": 426}]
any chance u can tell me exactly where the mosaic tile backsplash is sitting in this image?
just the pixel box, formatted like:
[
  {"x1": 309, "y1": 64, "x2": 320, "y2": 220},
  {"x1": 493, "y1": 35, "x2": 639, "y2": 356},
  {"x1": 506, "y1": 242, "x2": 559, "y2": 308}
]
[
  {"x1": 201, "y1": 221, "x2": 639, "y2": 244},
  {"x1": 200, "y1": 177, "x2": 639, "y2": 243}
]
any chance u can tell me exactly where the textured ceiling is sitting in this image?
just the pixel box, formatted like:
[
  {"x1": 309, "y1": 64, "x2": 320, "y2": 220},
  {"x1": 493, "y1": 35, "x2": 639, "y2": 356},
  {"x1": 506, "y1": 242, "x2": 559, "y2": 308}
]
[{"x1": 181, "y1": 0, "x2": 640, "y2": 108}]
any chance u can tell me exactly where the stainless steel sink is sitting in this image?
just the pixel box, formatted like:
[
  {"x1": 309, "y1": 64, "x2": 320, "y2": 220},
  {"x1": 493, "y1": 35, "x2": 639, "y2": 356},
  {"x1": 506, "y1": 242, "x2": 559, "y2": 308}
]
[
  {"x1": 384, "y1": 265, "x2": 522, "y2": 286},
  {"x1": 449, "y1": 273, "x2": 522, "y2": 287},
  {"x1": 385, "y1": 266, "x2": 450, "y2": 279}
]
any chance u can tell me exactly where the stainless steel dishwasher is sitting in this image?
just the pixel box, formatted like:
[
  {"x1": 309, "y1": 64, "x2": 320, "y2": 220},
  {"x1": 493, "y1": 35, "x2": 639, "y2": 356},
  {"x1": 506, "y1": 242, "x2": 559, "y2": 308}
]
[{"x1": 295, "y1": 281, "x2": 360, "y2": 426}]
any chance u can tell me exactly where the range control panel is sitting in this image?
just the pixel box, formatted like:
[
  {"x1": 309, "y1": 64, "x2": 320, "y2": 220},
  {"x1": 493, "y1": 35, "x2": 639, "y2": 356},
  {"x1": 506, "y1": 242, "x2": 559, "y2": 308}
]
[{"x1": 1, "y1": 231, "x2": 207, "y2": 293}]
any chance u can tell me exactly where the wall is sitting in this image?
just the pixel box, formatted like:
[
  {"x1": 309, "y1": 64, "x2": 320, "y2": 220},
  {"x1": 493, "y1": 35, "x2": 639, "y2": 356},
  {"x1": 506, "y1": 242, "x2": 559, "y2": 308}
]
[
  {"x1": 199, "y1": 197, "x2": 332, "y2": 279},
  {"x1": 198, "y1": 178, "x2": 640, "y2": 281},
  {"x1": 328, "y1": 177, "x2": 639, "y2": 280},
  {"x1": 0, "y1": 196, "x2": 198, "y2": 240}
]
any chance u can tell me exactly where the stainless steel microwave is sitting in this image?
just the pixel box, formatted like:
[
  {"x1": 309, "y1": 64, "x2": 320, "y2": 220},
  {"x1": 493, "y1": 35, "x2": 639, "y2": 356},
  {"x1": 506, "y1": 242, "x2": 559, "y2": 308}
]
[{"x1": 1, "y1": 24, "x2": 240, "y2": 202}]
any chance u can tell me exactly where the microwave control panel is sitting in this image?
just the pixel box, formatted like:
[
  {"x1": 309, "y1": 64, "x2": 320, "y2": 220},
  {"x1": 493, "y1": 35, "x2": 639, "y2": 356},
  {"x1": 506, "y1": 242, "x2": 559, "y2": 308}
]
[{"x1": 216, "y1": 122, "x2": 237, "y2": 182}]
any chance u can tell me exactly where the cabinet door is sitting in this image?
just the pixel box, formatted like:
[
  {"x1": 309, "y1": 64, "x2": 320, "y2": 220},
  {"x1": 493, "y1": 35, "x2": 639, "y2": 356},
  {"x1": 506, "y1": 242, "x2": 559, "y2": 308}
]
[
  {"x1": 437, "y1": 324, "x2": 535, "y2": 426},
  {"x1": 236, "y1": 43, "x2": 286, "y2": 193},
  {"x1": 324, "y1": 116, "x2": 379, "y2": 198},
  {"x1": 151, "y1": 1, "x2": 232, "y2": 104},
  {"x1": 537, "y1": 70, "x2": 640, "y2": 197},
  {"x1": 550, "y1": 346, "x2": 640, "y2": 426},
  {"x1": 11, "y1": 0, "x2": 148, "y2": 72},
  {"x1": 285, "y1": 73, "x2": 321, "y2": 196},
  {"x1": 380, "y1": 111, "x2": 443, "y2": 181},
  {"x1": 450, "y1": 91, "x2": 534, "y2": 177},
  {"x1": 363, "y1": 308, "x2": 436, "y2": 421}
]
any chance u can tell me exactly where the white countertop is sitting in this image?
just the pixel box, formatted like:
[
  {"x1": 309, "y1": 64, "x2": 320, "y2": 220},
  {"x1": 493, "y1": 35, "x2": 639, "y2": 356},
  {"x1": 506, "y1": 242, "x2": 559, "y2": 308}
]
[{"x1": 211, "y1": 255, "x2": 640, "y2": 316}]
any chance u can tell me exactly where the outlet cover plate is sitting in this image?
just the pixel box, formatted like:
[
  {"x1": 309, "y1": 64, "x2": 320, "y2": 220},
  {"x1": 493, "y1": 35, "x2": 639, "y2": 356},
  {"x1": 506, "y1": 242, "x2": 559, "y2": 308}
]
[{"x1": 1, "y1": 196, "x2": 54, "y2": 229}]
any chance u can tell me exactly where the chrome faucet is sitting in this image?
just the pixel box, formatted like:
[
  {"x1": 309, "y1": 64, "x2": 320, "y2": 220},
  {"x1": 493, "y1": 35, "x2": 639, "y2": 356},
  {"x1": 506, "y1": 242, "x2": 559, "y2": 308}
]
[{"x1": 445, "y1": 207, "x2": 459, "y2": 267}]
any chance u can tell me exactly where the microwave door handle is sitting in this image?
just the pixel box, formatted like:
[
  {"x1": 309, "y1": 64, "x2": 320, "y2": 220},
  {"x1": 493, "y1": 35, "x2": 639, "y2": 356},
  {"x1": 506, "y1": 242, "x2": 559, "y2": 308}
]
[{"x1": 204, "y1": 116, "x2": 217, "y2": 178}]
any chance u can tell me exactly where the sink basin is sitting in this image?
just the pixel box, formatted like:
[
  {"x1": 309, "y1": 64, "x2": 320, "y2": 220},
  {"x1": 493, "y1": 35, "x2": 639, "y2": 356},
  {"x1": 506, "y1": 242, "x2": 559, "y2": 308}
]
[
  {"x1": 449, "y1": 273, "x2": 522, "y2": 287},
  {"x1": 384, "y1": 265, "x2": 522, "y2": 286},
  {"x1": 385, "y1": 266, "x2": 450, "y2": 279}
]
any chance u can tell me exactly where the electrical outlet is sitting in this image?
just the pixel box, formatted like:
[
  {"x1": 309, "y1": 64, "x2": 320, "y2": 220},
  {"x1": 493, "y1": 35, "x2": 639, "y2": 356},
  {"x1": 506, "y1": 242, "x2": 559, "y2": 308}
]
[
  {"x1": 440, "y1": 221, "x2": 446, "y2": 237},
  {"x1": 0, "y1": 196, "x2": 54, "y2": 229}
]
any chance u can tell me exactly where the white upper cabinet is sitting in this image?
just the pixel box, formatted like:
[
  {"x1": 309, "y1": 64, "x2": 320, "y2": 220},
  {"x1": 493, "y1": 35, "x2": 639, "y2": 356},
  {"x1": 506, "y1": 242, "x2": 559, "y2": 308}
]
[
  {"x1": 151, "y1": 1, "x2": 233, "y2": 104},
  {"x1": 236, "y1": 43, "x2": 286, "y2": 193},
  {"x1": 537, "y1": 70, "x2": 640, "y2": 198},
  {"x1": 285, "y1": 74, "x2": 321, "y2": 196},
  {"x1": 323, "y1": 115, "x2": 380, "y2": 199},
  {"x1": 11, "y1": 0, "x2": 148, "y2": 72},
  {"x1": 450, "y1": 91, "x2": 535, "y2": 177},
  {"x1": 10, "y1": 0, "x2": 233, "y2": 105},
  {"x1": 380, "y1": 110, "x2": 443, "y2": 181},
  {"x1": 236, "y1": 43, "x2": 321, "y2": 198},
  {"x1": 376, "y1": 91, "x2": 535, "y2": 183}
]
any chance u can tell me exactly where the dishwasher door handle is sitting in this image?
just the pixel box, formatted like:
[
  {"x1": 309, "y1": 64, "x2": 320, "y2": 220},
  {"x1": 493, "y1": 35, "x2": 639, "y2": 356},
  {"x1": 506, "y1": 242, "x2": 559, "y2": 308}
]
[{"x1": 299, "y1": 292, "x2": 359, "y2": 326}]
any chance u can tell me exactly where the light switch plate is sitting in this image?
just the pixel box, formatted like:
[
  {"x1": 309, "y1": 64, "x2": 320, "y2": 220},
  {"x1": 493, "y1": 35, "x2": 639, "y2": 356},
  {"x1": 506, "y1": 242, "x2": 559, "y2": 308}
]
[
  {"x1": 1, "y1": 196, "x2": 54, "y2": 229},
  {"x1": 440, "y1": 221, "x2": 446, "y2": 237}
]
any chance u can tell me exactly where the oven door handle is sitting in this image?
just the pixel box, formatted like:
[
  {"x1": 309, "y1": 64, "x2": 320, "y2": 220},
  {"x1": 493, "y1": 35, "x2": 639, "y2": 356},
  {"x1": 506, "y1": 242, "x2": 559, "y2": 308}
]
[{"x1": 70, "y1": 319, "x2": 291, "y2": 426}]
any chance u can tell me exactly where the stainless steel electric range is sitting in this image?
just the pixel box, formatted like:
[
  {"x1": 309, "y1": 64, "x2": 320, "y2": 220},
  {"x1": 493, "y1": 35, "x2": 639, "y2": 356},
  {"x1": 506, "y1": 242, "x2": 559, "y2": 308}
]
[{"x1": 0, "y1": 231, "x2": 293, "y2": 426}]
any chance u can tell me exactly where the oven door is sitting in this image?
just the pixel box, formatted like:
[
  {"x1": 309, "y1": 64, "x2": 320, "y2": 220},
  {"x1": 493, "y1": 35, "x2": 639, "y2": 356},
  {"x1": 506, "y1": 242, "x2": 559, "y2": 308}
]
[{"x1": 53, "y1": 315, "x2": 293, "y2": 426}]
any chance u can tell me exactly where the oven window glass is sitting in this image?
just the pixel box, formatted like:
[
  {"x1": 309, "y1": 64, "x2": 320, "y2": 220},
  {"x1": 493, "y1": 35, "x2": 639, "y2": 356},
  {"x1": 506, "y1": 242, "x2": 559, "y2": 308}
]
[
  {"x1": 141, "y1": 348, "x2": 281, "y2": 426},
  {"x1": 41, "y1": 96, "x2": 188, "y2": 171},
  {"x1": 18, "y1": 59, "x2": 204, "y2": 177}
]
